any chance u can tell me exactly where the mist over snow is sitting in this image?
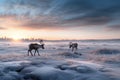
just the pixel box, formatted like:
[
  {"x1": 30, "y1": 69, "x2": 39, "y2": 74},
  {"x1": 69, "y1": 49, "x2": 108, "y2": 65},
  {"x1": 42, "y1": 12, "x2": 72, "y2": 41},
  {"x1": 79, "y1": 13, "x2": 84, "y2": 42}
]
[{"x1": 0, "y1": 40, "x2": 119, "y2": 80}]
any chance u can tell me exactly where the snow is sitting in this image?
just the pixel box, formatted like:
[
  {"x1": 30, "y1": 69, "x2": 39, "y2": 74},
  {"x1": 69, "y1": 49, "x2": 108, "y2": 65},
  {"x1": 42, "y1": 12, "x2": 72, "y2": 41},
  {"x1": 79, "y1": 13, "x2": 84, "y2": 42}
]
[
  {"x1": 91, "y1": 48, "x2": 120, "y2": 55},
  {"x1": 0, "y1": 40, "x2": 120, "y2": 80}
]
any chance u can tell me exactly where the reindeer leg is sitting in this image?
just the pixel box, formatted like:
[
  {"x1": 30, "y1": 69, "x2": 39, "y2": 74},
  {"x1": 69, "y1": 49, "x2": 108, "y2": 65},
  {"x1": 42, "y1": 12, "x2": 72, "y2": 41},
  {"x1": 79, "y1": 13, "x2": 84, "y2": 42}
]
[
  {"x1": 76, "y1": 47, "x2": 77, "y2": 50},
  {"x1": 75, "y1": 47, "x2": 77, "y2": 51},
  {"x1": 37, "y1": 50, "x2": 40, "y2": 56},
  {"x1": 30, "y1": 50, "x2": 33, "y2": 56},
  {"x1": 72, "y1": 48, "x2": 74, "y2": 52},
  {"x1": 77, "y1": 46, "x2": 78, "y2": 51},
  {"x1": 28, "y1": 50, "x2": 33, "y2": 56},
  {"x1": 34, "y1": 50, "x2": 37, "y2": 56}
]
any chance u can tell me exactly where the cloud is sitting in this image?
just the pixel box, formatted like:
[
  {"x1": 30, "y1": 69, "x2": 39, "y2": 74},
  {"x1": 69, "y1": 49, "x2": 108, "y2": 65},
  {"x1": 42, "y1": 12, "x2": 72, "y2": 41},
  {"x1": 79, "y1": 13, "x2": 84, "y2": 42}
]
[
  {"x1": 0, "y1": 14, "x2": 22, "y2": 30},
  {"x1": 0, "y1": 14, "x2": 67, "y2": 30},
  {"x1": 0, "y1": 0, "x2": 53, "y2": 16},
  {"x1": 0, "y1": 27, "x2": 6, "y2": 30},
  {"x1": 55, "y1": 0, "x2": 120, "y2": 26},
  {"x1": 0, "y1": 0, "x2": 120, "y2": 30},
  {"x1": 19, "y1": 15, "x2": 64, "y2": 30},
  {"x1": 108, "y1": 24, "x2": 120, "y2": 31}
]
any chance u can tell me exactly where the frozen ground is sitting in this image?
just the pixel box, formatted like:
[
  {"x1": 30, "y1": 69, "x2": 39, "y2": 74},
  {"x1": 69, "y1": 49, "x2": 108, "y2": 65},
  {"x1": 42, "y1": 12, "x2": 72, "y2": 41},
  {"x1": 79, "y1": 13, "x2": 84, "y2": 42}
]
[{"x1": 0, "y1": 40, "x2": 120, "y2": 80}]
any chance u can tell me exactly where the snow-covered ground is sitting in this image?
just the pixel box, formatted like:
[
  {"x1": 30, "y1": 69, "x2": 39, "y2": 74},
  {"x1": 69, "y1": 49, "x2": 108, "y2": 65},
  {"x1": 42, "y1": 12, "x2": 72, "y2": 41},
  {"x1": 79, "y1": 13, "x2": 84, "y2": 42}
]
[{"x1": 0, "y1": 40, "x2": 120, "y2": 80}]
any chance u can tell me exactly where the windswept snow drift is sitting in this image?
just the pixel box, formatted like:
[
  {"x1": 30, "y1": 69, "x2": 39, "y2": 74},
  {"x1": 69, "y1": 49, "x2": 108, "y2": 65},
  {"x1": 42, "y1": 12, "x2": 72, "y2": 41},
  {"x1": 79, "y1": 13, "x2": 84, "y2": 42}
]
[
  {"x1": 55, "y1": 52, "x2": 82, "y2": 58},
  {"x1": 0, "y1": 57, "x2": 119, "y2": 80},
  {"x1": 91, "y1": 49, "x2": 120, "y2": 55},
  {"x1": 0, "y1": 40, "x2": 120, "y2": 80}
]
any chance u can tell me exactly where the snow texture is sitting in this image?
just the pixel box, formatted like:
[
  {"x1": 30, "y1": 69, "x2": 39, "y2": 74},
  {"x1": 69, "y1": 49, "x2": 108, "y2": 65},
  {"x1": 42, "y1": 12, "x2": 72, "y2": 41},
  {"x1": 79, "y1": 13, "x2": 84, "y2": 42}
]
[{"x1": 0, "y1": 40, "x2": 119, "y2": 80}]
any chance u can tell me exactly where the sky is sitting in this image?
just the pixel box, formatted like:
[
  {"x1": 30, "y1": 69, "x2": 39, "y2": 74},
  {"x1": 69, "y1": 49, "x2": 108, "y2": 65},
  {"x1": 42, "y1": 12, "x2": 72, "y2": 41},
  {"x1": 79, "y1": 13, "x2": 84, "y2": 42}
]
[{"x1": 0, "y1": 0, "x2": 120, "y2": 40}]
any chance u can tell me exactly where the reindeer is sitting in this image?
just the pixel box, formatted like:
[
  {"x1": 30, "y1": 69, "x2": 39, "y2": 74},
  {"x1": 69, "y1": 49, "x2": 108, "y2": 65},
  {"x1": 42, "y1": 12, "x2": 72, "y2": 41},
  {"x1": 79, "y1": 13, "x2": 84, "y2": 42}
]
[
  {"x1": 28, "y1": 43, "x2": 45, "y2": 56},
  {"x1": 69, "y1": 42, "x2": 78, "y2": 52}
]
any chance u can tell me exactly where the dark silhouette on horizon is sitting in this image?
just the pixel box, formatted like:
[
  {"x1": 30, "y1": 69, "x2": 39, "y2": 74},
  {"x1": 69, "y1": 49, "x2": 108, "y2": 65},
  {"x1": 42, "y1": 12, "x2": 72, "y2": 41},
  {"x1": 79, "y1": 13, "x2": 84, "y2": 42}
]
[{"x1": 28, "y1": 41, "x2": 45, "y2": 56}]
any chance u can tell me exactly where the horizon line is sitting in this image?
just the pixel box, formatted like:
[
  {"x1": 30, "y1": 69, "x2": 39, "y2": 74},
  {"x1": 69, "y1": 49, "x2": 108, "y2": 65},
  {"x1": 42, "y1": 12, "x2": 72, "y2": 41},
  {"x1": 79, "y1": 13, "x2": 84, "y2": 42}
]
[{"x1": 0, "y1": 37, "x2": 120, "y2": 41}]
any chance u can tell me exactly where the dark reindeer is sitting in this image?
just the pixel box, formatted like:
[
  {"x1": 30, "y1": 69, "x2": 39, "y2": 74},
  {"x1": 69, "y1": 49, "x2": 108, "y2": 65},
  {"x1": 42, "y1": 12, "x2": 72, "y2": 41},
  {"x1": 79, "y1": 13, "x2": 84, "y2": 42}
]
[
  {"x1": 69, "y1": 42, "x2": 78, "y2": 52},
  {"x1": 28, "y1": 43, "x2": 45, "y2": 56}
]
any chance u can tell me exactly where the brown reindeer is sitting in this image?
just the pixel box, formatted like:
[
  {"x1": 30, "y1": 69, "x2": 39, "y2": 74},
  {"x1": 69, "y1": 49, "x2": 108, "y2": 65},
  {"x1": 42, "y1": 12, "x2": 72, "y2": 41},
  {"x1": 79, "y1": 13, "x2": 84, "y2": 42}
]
[
  {"x1": 69, "y1": 42, "x2": 78, "y2": 52},
  {"x1": 28, "y1": 43, "x2": 45, "y2": 56}
]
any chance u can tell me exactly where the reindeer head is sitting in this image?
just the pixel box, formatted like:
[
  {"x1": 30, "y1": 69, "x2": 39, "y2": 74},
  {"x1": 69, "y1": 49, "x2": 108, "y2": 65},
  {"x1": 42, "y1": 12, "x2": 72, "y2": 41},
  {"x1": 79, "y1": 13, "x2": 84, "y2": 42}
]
[{"x1": 41, "y1": 44, "x2": 45, "y2": 49}]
